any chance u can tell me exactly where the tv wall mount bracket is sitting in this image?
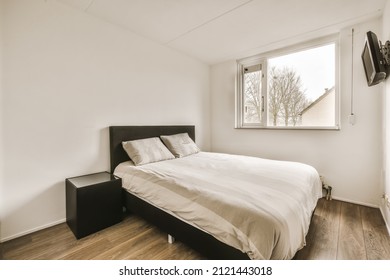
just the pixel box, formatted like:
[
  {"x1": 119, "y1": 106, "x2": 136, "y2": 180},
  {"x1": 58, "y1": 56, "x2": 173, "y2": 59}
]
[{"x1": 380, "y1": 40, "x2": 390, "y2": 66}]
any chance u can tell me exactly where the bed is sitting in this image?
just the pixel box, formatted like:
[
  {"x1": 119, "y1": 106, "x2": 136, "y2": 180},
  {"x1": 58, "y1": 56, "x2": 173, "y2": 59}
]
[{"x1": 109, "y1": 125, "x2": 322, "y2": 260}]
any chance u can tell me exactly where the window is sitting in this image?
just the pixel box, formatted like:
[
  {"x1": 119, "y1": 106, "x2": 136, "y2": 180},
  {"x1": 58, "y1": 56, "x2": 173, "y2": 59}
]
[{"x1": 236, "y1": 35, "x2": 339, "y2": 129}]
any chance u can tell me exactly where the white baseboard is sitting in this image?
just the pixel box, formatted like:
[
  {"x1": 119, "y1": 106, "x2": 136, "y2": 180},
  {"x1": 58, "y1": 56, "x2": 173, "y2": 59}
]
[
  {"x1": 0, "y1": 218, "x2": 66, "y2": 243},
  {"x1": 331, "y1": 196, "x2": 379, "y2": 208}
]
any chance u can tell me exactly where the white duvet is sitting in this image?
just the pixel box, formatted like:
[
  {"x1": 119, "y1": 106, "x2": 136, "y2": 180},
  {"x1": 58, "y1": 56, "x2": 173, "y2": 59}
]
[{"x1": 114, "y1": 152, "x2": 322, "y2": 260}]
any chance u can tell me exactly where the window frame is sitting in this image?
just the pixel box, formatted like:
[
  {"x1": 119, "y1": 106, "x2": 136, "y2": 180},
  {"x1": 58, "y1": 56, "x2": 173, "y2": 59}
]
[{"x1": 235, "y1": 34, "x2": 340, "y2": 130}]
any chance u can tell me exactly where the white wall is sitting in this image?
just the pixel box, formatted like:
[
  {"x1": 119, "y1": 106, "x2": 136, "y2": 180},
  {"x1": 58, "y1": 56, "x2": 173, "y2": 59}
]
[
  {"x1": 0, "y1": 0, "x2": 210, "y2": 241},
  {"x1": 382, "y1": 0, "x2": 390, "y2": 233},
  {"x1": 0, "y1": 0, "x2": 4, "y2": 240},
  {"x1": 210, "y1": 18, "x2": 383, "y2": 207}
]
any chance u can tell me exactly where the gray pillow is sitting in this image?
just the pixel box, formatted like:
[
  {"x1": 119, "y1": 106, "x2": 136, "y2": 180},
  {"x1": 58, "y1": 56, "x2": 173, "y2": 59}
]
[
  {"x1": 122, "y1": 137, "x2": 174, "y2": 166},
  {"x1": 160, "y1": 133, "x2": 200, "y2": 158}
]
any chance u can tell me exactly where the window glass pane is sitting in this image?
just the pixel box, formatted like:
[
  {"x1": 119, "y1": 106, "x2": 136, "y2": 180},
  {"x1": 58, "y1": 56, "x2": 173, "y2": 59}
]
[
  {"x1": 243, "y1": 64, "x2": 262, "y2": 124},
  {"x1": 267, "y1": 43, "x2": 335, "y2": 127}
]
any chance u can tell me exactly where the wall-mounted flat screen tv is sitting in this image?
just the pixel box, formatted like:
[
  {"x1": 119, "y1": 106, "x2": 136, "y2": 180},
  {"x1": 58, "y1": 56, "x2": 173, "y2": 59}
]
[{"x1": 361, "y1": 31, "x2": 387, "y2": 86}]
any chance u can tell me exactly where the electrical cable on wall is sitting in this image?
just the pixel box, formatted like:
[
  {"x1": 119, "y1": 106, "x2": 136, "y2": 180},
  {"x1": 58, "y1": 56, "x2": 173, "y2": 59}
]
[{"x1": 350, "y1": 28, "x2": 356, "y2": 125}]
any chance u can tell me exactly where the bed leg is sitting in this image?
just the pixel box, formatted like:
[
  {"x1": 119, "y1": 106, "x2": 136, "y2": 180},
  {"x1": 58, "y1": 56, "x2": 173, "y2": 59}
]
[{"x1": 168, "y1": 234, "x2": 175, "y2": 244}]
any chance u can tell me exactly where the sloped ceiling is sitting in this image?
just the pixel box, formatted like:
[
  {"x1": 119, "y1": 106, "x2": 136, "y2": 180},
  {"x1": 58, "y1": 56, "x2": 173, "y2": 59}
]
[{"x1": 56, "y1": 0, "x2": 387, "y2": 65}]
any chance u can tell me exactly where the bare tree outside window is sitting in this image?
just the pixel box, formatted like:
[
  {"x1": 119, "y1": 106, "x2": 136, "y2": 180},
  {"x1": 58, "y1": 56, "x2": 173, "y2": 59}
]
[
  {"x1": 268, "y1": 67, "x2": 310, "y2": 126},
  {"x1": 243, "y1": 66, "x2": 262, "y2": 123}
]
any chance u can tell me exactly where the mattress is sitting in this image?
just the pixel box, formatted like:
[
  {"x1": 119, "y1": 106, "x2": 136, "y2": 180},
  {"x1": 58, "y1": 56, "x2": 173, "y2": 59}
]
[{"x1": 114, "y1": 152, "x2": 322, "y2": 260}]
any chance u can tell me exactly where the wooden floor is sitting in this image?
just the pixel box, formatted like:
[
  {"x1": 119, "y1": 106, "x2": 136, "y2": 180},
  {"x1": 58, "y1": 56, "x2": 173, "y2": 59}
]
[{"x1": 1, "y1": 198, "x2": 390, "y2": 260}]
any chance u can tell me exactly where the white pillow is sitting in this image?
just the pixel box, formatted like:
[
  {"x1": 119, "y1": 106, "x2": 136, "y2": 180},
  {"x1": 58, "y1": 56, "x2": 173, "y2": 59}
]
[
  {"x1": 122, "y1": 137, "x2": 174, "y2": 166},
  {"x1": 160, "y1": 133, "x2": 200, "y2": 158}
]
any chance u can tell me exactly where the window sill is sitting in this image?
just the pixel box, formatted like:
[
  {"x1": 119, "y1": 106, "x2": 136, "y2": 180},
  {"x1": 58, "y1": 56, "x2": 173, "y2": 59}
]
[{"x1": 235, "y1": 125, "x2": 340, "y2": 131}]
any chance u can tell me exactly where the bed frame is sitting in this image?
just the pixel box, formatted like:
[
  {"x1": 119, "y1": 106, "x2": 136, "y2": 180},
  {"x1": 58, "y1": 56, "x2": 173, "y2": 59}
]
[{"x1": 109, "y1": 125, "x2": 249, "y2": 260}]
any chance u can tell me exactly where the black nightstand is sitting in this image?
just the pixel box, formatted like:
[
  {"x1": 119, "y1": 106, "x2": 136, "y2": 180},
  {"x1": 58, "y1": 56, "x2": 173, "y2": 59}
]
[{"x1": 65, "y1": 172, "x2": 123, "y2": 239}]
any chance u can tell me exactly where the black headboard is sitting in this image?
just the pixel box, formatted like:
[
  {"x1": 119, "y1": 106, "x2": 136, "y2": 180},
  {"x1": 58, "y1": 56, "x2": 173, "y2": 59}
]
[{"x1": 109, "y1": 125, "x2": 195, "y2": 173}]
